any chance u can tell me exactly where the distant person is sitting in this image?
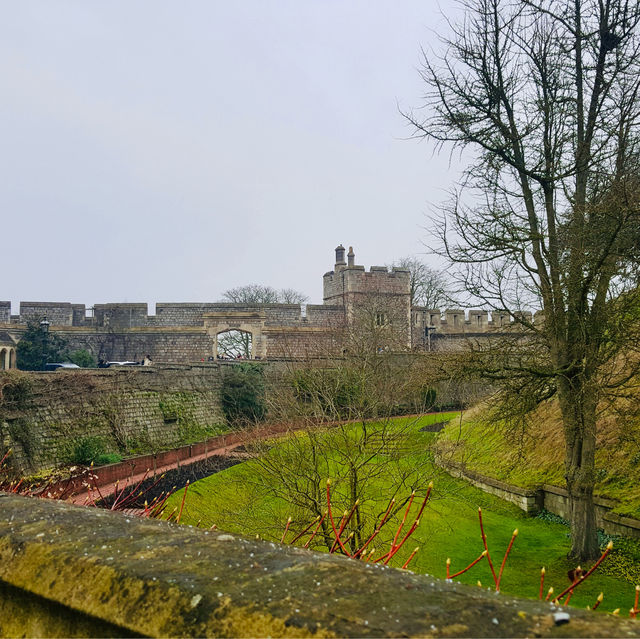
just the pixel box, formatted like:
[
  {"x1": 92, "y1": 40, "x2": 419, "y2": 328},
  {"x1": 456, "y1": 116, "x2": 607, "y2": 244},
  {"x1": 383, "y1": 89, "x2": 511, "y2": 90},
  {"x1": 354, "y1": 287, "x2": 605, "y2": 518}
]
[{"x1": 142, "y1": 354, "x2": 152, "y2": 366}]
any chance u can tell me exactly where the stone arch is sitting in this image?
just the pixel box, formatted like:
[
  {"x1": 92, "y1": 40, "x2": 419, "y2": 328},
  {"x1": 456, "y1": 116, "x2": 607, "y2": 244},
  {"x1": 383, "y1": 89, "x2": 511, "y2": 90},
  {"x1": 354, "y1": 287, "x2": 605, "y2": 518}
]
[
  {"x1": 0, "y1": 348, "x2": 7, "y2": 370},
  {"x1": 8, "y1": 348, "x2": 16, "y2": 369},
  {"x1": 203, "y1": 311, "x2": 267, "y2": 360}
]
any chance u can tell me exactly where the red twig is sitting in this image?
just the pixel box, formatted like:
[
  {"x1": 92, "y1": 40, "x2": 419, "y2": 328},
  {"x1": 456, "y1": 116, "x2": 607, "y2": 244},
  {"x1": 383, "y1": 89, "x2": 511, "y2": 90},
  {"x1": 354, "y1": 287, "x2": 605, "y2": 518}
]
[
  {"x1": 337, "y1": 499, "x2": 360, "y2": 543},
  {"x1": 165, "y1": 506, "x2": 178, "y2": 522},
  {"x1": 553, "y1": 542, "x2": 613, "y2": 603},
  {"x1": 496, "y1": 528, "x2": 518, "y2": 592},
  {"x1": 382, "y1": 518, "x2": 422, "y2": 565},
  {"x1": 449, "y1": 551, "x2": 487, "y2": 579},
  {"x1": 176, "y1": 481, "x2": 189, "y2": 524},
  {"x1": 545, "y1": 587, "x2": 554, "y2": 602},
  {"x1": 374, "y1": 486, "x2": 433, "y2": 565},
  {"x1": 390, "y1": 491, "x2": 415, "y2": 551},
  {"x1": 353, "y1": 498, "x2": 395, "y2": 558},
  {"x1": 281, "y1": 516, "x2": 292, "y2": 543},
  {"x1": 329, "y1": 511, "x2": 348, "y2": 553},
  {"x1": 289, "y1": 515, "x2": 321, "y2": 545},
  {"x1": 0, "y1": 448, "x2": 12, "y2": 467},
  {"x1": 592, "y1": 592, "x2": 604, "y2": 610},
  {"x1": 304, "y1": 512, "x2": 326, "y2": 548},
  {"x1": 446, "y1": 557, "x2": 451, "y2": 579},
  {"x1": 149, "y1": 491, "x2": 172, "y2": 519},
  {"x1": 539, "y1": 567, "x2": 545, "y2": 599},
  {"x1": 413, "y1": 483, "x2": 433, "y2": 522},
  {"x1": 478, "y1": 507, "x2": 498, "y2": 587},
  {"x1": 402, "y1": 547, "x2": 419, "y2": 570},
  {"x1": 326, "y1": 479, "x2": 351, "y2": 557},
  {"x1": 564, "y1": 589, "x2": 574, "y2": 606}
]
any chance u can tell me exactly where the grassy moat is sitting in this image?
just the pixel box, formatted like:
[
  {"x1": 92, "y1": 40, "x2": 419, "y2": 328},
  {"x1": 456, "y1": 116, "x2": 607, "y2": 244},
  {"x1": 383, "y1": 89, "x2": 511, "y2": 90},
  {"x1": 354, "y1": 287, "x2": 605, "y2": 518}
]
[{"x1": 165, "y1": 413, "x2": 640, "y2": 613}]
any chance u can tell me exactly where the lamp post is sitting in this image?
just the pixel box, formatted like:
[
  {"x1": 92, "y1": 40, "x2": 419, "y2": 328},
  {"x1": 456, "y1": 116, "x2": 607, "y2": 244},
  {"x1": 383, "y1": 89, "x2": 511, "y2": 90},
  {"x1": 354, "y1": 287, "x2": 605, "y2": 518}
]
[
  {"x1": 40, "y1": 317, "x2": 50, "y2": 370},
  {"x1": 425, "y1": 325, "x2": 436, "y2": 352}
]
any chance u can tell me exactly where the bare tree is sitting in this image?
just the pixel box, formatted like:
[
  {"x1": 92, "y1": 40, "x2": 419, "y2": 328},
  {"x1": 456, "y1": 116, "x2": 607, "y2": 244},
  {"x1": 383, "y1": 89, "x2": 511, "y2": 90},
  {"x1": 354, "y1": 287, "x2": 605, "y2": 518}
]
[
  {"x1": 220, "y1": 285, "x2": 308, "y2": 305},
  {"x1": 390, "y1": 257, "x2": 452, "y2": 308},
  {"x1": 405, "y1": 0, "x2": 640, "y2": 559},
  {"x1": 220, "y1": 285, "x2": 281, "y2": 304},
  {"x1": 236, "y1": 311, "x2": 442, "y2": 554},
  {"x1": 279, "y1": 288, "x2": 310, "y2": 304}
]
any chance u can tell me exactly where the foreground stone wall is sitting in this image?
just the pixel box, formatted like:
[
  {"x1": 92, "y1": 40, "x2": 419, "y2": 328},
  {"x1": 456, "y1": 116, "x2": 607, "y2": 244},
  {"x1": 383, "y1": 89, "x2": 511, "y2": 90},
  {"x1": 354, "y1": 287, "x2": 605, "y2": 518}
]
[
  {"x1": 0, "y1": 493, "x2": 636, "y2": 638},
  {"x1": 0, "y1": 364, "x2": 227, "y2": 474}
]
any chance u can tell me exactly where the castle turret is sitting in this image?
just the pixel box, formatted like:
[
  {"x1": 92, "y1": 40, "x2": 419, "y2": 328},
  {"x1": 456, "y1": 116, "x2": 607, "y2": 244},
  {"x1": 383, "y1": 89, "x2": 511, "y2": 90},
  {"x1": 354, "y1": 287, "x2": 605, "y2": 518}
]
[{"x1": 335, "y1": 244, "x2": 346, "y2": 268}]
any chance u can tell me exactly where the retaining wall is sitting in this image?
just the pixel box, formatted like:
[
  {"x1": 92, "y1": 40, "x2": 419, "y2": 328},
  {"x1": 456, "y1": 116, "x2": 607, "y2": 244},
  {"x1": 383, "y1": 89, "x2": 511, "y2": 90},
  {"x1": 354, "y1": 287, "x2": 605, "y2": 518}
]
[
  {"x1": 437, "y1": 457, "x2": 640, "y2": 538},
  {"x1": 0, "y1": 365, "x2": 227, "y2": 474}
]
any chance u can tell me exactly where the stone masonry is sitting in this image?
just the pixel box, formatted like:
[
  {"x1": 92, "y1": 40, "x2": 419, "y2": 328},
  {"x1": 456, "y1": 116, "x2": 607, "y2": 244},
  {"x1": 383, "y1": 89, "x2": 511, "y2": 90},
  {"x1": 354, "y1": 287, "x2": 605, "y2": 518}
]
[
  {"x1": 1, "y1": 246, "x2": 530, "y2": 363},
  {"x1": 0, "y1": 364, "x2": 227, "y2": 473}
]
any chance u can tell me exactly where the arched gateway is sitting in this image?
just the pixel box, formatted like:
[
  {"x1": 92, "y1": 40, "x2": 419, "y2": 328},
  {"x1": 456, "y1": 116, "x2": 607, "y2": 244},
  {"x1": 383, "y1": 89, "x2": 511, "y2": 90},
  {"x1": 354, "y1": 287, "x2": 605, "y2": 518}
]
[{"x1": 204, "y1": 311, "x2": 267, "y2": 360}]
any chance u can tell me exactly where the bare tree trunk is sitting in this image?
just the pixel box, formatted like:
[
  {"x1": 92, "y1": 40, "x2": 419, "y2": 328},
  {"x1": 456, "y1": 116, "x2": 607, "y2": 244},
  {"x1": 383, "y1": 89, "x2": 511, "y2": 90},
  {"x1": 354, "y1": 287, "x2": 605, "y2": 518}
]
[{"x1": 558, "y1": 377, "x2": 599, "y2": 560}]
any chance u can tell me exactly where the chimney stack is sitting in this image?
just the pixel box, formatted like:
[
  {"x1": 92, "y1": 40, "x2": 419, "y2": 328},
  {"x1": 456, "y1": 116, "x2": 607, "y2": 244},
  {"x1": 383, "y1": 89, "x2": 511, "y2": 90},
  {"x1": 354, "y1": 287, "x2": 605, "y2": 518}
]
[
  {"x1": 347, "y1": 246, "x2": 355, "y2": 267},
  {"x1": 335, "y1": 244, "x2": 346, "y2": 267}
]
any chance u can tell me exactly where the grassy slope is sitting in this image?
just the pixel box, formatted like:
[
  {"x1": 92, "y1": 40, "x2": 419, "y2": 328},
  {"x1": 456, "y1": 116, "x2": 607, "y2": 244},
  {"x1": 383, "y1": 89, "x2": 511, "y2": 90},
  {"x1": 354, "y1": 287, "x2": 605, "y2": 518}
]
[
  {"x1": 167, "y1": 413, "x2": 637, "y2": 612},
  {"x1": 437, "y1": 398, "x2": 640, "y2": 518}
]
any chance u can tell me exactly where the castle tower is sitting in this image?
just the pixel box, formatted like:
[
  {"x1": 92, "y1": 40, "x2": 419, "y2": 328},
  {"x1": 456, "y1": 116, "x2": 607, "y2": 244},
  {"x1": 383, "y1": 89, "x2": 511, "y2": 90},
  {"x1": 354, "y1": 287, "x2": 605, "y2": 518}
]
[{"x1": 322, "y1": 244, "x2": 412, "y2": 348}]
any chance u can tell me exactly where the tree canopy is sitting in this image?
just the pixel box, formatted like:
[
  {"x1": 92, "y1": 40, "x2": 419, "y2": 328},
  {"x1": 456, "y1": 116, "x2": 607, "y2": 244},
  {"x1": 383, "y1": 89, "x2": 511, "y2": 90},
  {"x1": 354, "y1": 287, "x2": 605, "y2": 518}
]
[
  {"x1": 17, "y1": 322, "x2": 69, "y2": 371},
  {"x1": 407, "y1": 0, "x2": 640, "y2": 560},
  {"x1": 220, "y1": 285, "x2": 308, "y2": 304},
  {"x1": 389, "y1": 257, "x2": 452, "y2": 308}
]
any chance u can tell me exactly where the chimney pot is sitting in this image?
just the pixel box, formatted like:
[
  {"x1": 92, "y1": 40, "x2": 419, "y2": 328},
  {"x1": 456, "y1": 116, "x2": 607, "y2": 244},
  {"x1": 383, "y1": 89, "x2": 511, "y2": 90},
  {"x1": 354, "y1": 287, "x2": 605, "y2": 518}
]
[{"x1": 347, "y1": 246, "x2": 355, "y2": 267}]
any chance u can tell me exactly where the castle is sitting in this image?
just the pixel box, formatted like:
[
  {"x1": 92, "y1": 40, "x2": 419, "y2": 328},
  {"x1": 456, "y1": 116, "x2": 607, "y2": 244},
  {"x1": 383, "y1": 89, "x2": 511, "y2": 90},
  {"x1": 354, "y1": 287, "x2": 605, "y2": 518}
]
[{"x1": 0, "y1": 246, "x2": 524, "y2": 367}]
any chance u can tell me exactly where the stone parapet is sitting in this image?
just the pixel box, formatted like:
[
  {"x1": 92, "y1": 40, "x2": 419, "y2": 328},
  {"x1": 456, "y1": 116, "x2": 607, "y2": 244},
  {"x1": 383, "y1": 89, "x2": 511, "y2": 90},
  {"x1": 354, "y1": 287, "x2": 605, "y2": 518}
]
[{"x1": 0, "y1": 493, "x2": 636, "y2": 638}]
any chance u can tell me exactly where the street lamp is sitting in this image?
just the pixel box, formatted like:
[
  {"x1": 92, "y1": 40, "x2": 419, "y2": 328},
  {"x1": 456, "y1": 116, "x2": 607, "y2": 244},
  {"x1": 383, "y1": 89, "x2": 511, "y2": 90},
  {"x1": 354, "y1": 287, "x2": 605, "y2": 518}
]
[
  {"x1": 40, "y1": 317, "x2": 50, "y2": 370},
  {"x1": 425, "y1": 325, "x2": 436, "y2": 352}
]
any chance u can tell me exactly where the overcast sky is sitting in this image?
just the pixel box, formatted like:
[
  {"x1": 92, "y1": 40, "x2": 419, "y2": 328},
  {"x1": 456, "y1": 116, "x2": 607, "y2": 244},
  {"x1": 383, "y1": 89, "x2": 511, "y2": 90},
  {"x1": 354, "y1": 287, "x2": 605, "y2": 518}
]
[{"x1": 1, "y1": 1, "x2": 463, "y2": 311}]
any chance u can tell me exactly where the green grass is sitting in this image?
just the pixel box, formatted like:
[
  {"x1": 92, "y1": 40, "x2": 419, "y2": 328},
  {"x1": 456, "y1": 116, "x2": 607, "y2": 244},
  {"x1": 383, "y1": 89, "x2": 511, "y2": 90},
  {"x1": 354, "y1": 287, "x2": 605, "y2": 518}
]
[
  {"x1": 166, "y1": 412, "x2": 639, "y2": 613},
  {"x1": 437, "y1": 403, "x2": 640, "y2": 519}
]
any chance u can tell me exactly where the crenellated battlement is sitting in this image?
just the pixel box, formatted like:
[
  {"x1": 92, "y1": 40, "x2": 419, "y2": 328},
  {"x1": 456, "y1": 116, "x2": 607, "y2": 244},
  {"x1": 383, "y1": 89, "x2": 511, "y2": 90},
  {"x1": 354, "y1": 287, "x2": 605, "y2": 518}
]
[
  {"x1": 323, "y1": 245, "x2": 411, "y2": 305},
  {"x1": 0, "y1": 245, "x2": 538, "y2": 366}
]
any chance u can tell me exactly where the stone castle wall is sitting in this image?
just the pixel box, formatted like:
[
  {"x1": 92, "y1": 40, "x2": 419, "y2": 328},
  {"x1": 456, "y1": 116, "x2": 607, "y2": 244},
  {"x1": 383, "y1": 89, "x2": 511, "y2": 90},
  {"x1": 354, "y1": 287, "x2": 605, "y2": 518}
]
[
  {"x1": 0, "y1": 300, "x2": 531, "y2": 362},
  {"x1": 1, "y1": 245, "x2": 534, "y2": 363},
  {"x1": 0, "y1": 364, "x2": 228, "y2": 473}
]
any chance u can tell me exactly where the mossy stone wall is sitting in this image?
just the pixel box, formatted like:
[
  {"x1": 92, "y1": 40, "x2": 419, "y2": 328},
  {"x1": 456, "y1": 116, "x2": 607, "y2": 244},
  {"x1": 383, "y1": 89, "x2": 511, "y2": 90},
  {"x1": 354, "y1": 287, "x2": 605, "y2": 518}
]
[
  {"x1": 0, "y1": 493, "x2": 638, "y2": 638},
  {"x1": 0, "y1": 364, "x2": 226, "y2": 473}
]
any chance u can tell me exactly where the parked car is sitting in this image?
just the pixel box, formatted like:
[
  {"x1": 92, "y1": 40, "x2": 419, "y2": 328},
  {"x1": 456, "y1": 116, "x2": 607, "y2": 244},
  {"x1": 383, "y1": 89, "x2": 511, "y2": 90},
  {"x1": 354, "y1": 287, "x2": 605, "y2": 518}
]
[
  {"x1": 105, "y1": 361, "x2": 141, "y2": 367},
  {"x1": 44, "y1": 362, "x2": 81, "y2": 371}
]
